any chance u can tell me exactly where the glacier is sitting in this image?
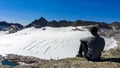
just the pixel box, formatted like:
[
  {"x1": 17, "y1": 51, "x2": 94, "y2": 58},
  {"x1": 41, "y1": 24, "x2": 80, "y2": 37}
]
[{"x1": 0, "y1": 26, "x2": 118, "y2": 59}]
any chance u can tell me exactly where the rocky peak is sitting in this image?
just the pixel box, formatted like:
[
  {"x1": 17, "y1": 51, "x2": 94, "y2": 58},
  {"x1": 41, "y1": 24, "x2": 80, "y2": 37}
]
[
  {"x1": 38, "y1": 17, "x2": 47, "y2": 21},
  {"x1": 26, "y1": 17, "x2": 48, "y2": 28}
]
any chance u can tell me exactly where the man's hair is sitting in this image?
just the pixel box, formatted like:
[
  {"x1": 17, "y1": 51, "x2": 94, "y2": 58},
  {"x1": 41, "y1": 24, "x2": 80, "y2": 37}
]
[{"x1": 89, "y1": 26, "x2": 98, "y2": 34}]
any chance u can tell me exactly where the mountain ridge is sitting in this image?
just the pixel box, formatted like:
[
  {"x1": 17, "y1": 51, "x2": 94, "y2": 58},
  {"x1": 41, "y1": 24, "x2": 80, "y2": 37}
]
[
  {"x1": 0, "y1": 17, "x2": 120, "y2": 31},
  {"x1": 0, "y1": 17, "x2": 120, "y2": 38}
]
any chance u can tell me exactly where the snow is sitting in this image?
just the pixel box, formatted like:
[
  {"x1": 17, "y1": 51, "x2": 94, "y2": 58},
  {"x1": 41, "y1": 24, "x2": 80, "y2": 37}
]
[
  {"x1": 0, "y1": 26, "x2": 118, "y2": 59},
  {"x1": 0, "y1": 31, "x2": 8, "y2": 37}
]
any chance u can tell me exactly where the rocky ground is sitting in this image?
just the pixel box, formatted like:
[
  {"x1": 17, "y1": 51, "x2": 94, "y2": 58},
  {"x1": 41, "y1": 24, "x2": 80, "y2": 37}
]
[{"x1": 0, "y1": 31, "x2": 120, "y2": 68}]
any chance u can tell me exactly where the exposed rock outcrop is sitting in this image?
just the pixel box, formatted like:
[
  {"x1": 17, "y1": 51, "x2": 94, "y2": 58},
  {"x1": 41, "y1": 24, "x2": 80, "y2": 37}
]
[
  {"x1": 7, "y1": 24, "x2": 24, "y2": 33},
  {"x1": 0, "y1": 51, "x2": 120, "y2": 68},
  {"x1": 0, "y1": 21, "x2": 24, "y2": 33},
  {"x1": 110, "y1": 22, "x2": 120, "y2": 31},
  {"x1": 0, "y1": 21, "x2": 10, "y2": 31},
  {"x1": 47, "y1": 20, "x2": 73, "y2": 27},
  {"x1": 26, "y1": 17, "x2": 48, "y2": 28}
]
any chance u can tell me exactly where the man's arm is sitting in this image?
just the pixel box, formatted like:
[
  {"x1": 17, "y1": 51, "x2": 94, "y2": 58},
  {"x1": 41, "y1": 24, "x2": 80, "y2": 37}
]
[{"x1": 80, "y1": 37, "x2": 91, "y2": 43}]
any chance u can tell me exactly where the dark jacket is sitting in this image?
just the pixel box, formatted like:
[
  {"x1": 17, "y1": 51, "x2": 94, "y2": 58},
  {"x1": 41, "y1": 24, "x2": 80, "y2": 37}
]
[{"x1": 80, "y1": 34, "x2": 105, "y2": 59}]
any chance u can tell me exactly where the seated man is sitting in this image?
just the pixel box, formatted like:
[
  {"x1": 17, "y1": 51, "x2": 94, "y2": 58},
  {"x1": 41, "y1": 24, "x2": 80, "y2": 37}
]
[{"x1": 76, "y1": 26, "x2": 105, "y2": 61}]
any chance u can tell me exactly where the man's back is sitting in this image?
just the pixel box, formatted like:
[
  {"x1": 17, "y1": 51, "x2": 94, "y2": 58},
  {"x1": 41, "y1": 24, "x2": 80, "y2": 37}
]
[{"x1": 87, "y1": 34, "x2": 105, "y2": 59}]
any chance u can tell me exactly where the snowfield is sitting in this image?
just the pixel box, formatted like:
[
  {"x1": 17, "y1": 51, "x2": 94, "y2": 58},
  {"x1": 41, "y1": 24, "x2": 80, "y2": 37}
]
[{"x1": 0, "y1": 26, "x2": 118, "y2": 59}]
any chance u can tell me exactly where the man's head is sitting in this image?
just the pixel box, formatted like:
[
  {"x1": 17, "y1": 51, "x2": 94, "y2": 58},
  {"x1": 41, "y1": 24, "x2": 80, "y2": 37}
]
[{"x1": 88, "y1": 26, "x2": 98, "y2": 35}]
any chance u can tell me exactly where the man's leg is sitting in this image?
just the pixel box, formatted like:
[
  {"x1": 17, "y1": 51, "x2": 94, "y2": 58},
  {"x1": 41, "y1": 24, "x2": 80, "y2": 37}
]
[
  {"x1": 81, "y1": 41, "x2": 88, "y2": 57},
  {"x1": 76, "y1": 41, "x2": 88, "y2": 57},
  {"x1": 76, "y1": 42, "x2": 84, "y2": 57}
]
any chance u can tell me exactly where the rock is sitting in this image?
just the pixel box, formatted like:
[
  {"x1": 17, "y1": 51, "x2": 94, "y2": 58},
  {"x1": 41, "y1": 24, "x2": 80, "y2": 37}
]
[
  {"x1": 7, "y1": 24, "x2": 23, "y2": 33},
  {"x1": 6, "y1": 54, "x2": 48, "y2": 64},
  {"x1": 110, "y1": 22, "x2": 120, "y2": 31},
  {"x1": 0, "y1": 55, "x2": 2, "y2": 60},
  {"x1": 95, "y1": 23, "x2": 112, "y2": 29},
  {"x1": 0, "y1": 47, "x2": 120, "y2": 68},
  {"x1": 26, "y1": 17, "x2": 48, "y2": 28},
  {"x1": 0, "y1": 21, "x2": 10, "y2": 31},
  {"x1": 72, "y1": 27, "x2": 84, "y2": 31},
  {"x1": 0, "y1": 65, "x2": 11, "y2": 68},
  {"x1": 47, "y1": 20, "x2": 73, "y2": 27},
  {"x1": 0, "y1": 21, "x2": 23, "y2": 33},
  {"x1": 13, "y1": 65, "x2": 38, "y2": 68}
]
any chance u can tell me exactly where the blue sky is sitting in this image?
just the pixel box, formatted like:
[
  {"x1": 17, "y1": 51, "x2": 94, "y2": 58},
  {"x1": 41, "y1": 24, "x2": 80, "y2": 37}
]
[{"x1": 0, "y1": 0, "x2": 120, "y2": 25}]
